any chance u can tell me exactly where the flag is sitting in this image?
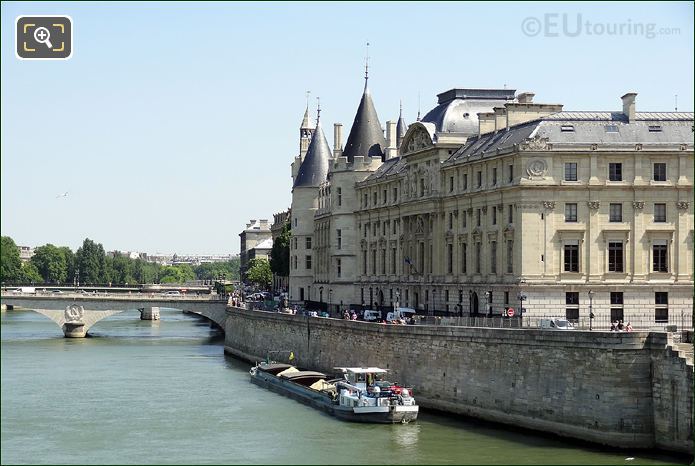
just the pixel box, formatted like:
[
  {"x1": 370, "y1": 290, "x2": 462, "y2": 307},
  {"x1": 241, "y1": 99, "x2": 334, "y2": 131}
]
[{"x1": 289, "y1": 351, "x2": 295, "y2": 361}]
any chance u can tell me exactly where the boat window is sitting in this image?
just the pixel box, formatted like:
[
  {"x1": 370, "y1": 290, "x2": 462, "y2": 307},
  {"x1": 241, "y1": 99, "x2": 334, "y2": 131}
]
[{"x1": 357, "y1": 373, "x2": 366, "y2": 383}]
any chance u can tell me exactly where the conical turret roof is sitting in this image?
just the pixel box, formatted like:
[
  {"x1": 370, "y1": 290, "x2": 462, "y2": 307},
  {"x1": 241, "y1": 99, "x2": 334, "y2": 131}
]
[
  {"x1": 300, "y1": 107, "x2": 314, "y2": 129},
  {"x1": 341, "y1": 86, "x2": 386, "y2": 162},
  {"x1": 396, "y1": 102, "x2": 408, "y2": 146},
  {"x1": 293, "y1": 118, "x2": 330, "y2": 189}
]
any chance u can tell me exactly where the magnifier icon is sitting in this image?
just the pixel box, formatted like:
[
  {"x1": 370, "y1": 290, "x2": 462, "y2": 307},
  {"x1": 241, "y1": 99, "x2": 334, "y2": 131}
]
[{"x1": 33, "y1": 27, "x2": 53, "y2": 49}]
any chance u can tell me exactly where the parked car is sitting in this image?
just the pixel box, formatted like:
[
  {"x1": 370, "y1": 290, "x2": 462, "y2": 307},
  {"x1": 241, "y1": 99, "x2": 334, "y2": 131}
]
[
  {"x1": 386, "y1": 307, "x2": 417, "y2": 323},
  {"x1": 362, "y1": 310, "x2": 382, "y2": 322},
  {"x1": 539, "y1": 318, "x2": 575, "y2": 330},
  {"x1": 162, "y1": 291, "x2": 181, "y2": 296}
]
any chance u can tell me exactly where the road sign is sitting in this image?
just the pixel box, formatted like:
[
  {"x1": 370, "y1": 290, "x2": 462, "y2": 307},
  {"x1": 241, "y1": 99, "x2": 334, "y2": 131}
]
[{"x1": 507, "y1": 307, "x2": 515, "y2": 317}]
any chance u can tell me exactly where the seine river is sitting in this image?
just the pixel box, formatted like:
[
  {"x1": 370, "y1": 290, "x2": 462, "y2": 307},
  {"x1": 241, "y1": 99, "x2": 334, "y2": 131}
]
[{"x1": 1, "y1": 308, "x2": 689, "y2": 465}]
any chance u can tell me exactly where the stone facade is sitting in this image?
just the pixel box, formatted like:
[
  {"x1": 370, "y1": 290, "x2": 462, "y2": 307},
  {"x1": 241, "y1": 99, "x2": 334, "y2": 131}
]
[
  {"x1": 224, "y1": 307, "x2": 693, "y2": 454},
  {"x1": 238, "y1": 219, "x2": 272, "y2": 279}
]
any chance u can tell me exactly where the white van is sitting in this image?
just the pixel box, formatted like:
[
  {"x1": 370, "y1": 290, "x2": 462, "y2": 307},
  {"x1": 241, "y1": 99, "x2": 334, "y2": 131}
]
[
  {"x1": 386, "y1": 307, "x2": 417, "y2": 323},
  {"x1": 362, "y1": 310, "x2": 382, "y2": 322},
  {"x1": 13, "y1": 287, "x2": 36, "y2": 294},
  {"x1": 539, "y1": 318, "x2": 575, "y2": 330}
]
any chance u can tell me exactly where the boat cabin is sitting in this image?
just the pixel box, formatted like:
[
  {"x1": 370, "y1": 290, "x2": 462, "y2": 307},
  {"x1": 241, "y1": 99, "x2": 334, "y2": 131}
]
[{"x1": 334, "y1": 367, "x2": 388, "y2": 391}]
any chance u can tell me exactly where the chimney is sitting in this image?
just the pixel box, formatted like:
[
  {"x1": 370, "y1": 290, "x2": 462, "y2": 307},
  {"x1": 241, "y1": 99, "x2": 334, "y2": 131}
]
[
  {"x1": 260, "y1": 219, "x2": 269, "y2": 229},
  {"x1": 505, "y1": 102, "x2": 564, "y2": 128},
  {"x1": 517, "y1": 92, "x2": 535, "y2": 104},
  {"x1": 385, "y1": 120, "x2": 398, "y2": 159},
  {"x1": 333, "y1": 123, "x2": 343, "y2": 157},
  {"x1": 247, "y1": 220, "x2": 255, "y2": 229},
  {"x1": 622, "y1": 92, "x2": 637, "y2": 122},
  {"x1": 478, "y1": 112, "x2": 495, "y2": 136},
  {"x1": 494, "y1": 107, "x2": 507, "y2": 132}
]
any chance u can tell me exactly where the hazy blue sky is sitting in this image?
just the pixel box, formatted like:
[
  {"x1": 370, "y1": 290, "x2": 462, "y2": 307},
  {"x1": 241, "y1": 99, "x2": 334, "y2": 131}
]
[{"x1": 2, "y1": 1, "x2": 693, "y2": 254}]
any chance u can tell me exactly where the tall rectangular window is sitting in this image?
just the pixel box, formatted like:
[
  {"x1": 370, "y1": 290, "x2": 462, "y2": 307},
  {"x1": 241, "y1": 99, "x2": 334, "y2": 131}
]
[
  {"x1": 608, "y1": 241, "x2": 624, "y2": 272},
  {"x1": 447, "y1": 243, "x2": 453, "y2": 274},
  {"x1": 391, "y1": 248, "x2": 396, "y2": 274},
  {"x1": 420, "y1": 178, "x2": 425, "y2": 197},
  {"x1": 566, "y1": 292, "x2": 579, "y2": 320},
  {"x1": 449, "y1": 176, "x2": 454, "y2": 192},
  {"x1": 476, "y1": 209, "x2": 481, "y2": 227},
  {"x1": 336, "y1": 229, "x2": 342, "y2": 249},
  {"x1": 508, "y1": 205, "x2": 513, "y2": 224},
  {"x1": 654, "y1": 203, "x2": 666, "y2": 222},
  {"x1": 475, "y1": 242, "x2": 481, "y2": 274},
  {"x1": 362, "y1": 251, "x2": 367, "y2": 274},
  {"x1": 393, "y1": 187, "x2": 398, "y2": 203},
  {"x1": 462, "y1": 173, "x2": 468, "y2": 190},
  {"x1": 609, "y1": 162, "x2": 623, "y2": 181},
  {"x1": 461, "y1": 243, "x2": 467, "y2": 274},
  {"x1": 506, "y1": 240, "x2": 513, "y2": 273},
  {"x1": 655, "y1": 292, "x2": 668, "y2": 322},
  {"x1": 371, "y1": 249, "x2": 376, "y2": 275},
  {"x1": 565, "y1": 203, "x2": 578, "y2": 222},
  {"x1": 564, "y1": 162, "x2": 578, "y2": 181},
  {"x1": 609, "y1": 203, "x2": 623, "y2": 222},
  {"x1": 462, "y1": 211, "x2": 467, "y2": 229},
  {"x1": 477, "y1": 171, "x2": 482, "y2": 188},
  {"x1": 383, "y1": 189, "x2": 387, "y2": 205},
  {"x1": 363, "y1": 193, "x2": 368, "y2": 208},
  {"x1": 492, "y1": 206, "x2": 497, "y2": 225},
  {"x1": 337, "y1": 187, "x2": 342, "y2": 206},
  {"x1": 490, "y1": 241, "x2": 497, "y2": 274},
  {"x1": 653, "y1": 244, "x2": 668, "y2": 272},
  {"x1": 448, "y1": 212, "x2": 453, "y2": 230},
  {"x1": 373, "y1": 192, "x2": 377, "y2": 205},
  {"x1": 305, "y1": 255, "x2": 312, "y2": 270},
  {"x1": 508, "y1": 164, "x2": 513, "y2": 183},
  {"x1": 610, "y1": 292, "x2": 624, "y2": 322},
  {"x1": 653, "y1": 163, "x2": 666, "y2": 182},
  {"x1": 564, "y1": 244, "x2": 579, "y2": 272},
  {"x1": 380, "y1": 249, "x2": 386, "y2": 275},
  {"x1": 306, "y1": 237, "x2": 312, "y2": 249},
  {"x1": 492, "y1": 167, "x2": 498, "y2": 185},
  {"x1": 336, "y1": 258, "x2": 341, "y2": 277}
]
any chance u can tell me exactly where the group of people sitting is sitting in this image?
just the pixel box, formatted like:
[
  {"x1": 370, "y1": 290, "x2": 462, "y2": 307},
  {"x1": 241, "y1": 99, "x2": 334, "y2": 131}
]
[
  {"x1": 610, "y1": 320, "x2": 633, "y2": 332},
  {"x1": 342, "y1": 310, "x2": 358, "y2": 320}
]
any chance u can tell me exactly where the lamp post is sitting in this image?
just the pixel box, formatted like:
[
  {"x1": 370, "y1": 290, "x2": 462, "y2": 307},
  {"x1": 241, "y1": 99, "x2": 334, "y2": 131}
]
[
  {"x1": 484, "y1": 291, "x2": 491, "y2": 318},
  {"x1": 394, "y1": 290, "x2": 400, "y2": 312},
  {"x1": 588, "y1": 290, "x2": 594, "y2": 331},
  {"x1": 328, "y1": 289, "x2": 333, "y2": 315},
  {"x1": 517, "y1": 292, "x2": 527, "y2": 328}
]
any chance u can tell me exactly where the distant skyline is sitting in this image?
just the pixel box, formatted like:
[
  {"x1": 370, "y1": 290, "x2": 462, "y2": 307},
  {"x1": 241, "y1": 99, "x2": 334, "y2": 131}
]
[{"x1": 2, "y1": 1, "x2": 693, "y2": 254}]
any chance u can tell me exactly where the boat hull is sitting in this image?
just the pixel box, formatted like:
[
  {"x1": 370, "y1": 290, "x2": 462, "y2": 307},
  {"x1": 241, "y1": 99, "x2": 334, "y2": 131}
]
[{"x1": 250, "y1": 368, "x2": 418, "y2": 424}]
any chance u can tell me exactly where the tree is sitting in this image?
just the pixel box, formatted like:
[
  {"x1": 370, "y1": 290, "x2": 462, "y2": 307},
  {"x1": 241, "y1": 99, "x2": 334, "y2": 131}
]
[
  {"x1": 246, "y1": 258, "x2": 272, "y2": 290},
  {"x1": 59, "y1": 247, "x2": 76, "y2": 284},
  {"x1": 159, "y1": 264, "x2": 195, "y2": 284},
  {"x1": 110, "y1": 253, "x2": 135, "y2": 285},
  {"x1": 269, "y1": 223, "x2": 290, "y2": 278},
  {"x1": 19, "y1": 262, "x2": 42, "y2": 283},
  {"x1": 194, "y1": 260, "x2": 240, "y2": 282},
  {"x1": 31, "y1": 244, "x2": 68, "y2": 284},
  {"x1": 75, "y1": 238, "x2": 106, "y2": 284},
  {"x1": 1, "y1": 236, "x2": 22, "y2": 283}
]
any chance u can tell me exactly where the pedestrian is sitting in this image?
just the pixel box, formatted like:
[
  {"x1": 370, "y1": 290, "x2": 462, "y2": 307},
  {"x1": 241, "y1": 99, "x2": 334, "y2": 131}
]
[
  {"x1": 610, "y1": 321, "x2": 617, "y2": 332},
  {"x1": 626, "y1": 322, "x2": 633, "y2": 332},
  {"x1": 618, "y1": 320, "x2": 625, "y2": 331}
]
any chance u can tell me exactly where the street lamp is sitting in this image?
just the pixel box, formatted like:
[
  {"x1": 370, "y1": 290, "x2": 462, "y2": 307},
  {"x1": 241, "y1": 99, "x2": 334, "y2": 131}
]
[
  {"x1": 328, "y1": 289, "x2": 333, "y2": 315},
  {"x1": 394, "y1": 290, "x2": 400, "y2": 311},
  {"x1": 484, "y1": 291, "x2": 491, "y2": 317},
  {"x1": 588, "y1": 290, "x2": 595, "y2": 331},
  {"x1": 517, "y1": 292, "x2": 527, "y2": 328}
]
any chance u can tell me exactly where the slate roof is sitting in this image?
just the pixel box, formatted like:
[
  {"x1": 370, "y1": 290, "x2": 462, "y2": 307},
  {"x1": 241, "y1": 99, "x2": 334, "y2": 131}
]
[
  {"x1": 293, "y1": 119, "x2": 331, "y2": 188},
  {"x1": 342, "y1": 86, "x2": 387, "y2": 162},
  {"x1": 446, "y1": 113, "x2": 694, "y2": 164},
  {"x1": 362, "y1": 156, "x2": 407, "y2": 182}
]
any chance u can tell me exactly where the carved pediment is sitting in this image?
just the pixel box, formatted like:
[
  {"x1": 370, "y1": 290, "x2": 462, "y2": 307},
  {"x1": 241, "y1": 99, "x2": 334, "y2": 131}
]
[
  {"x1": 521, "y1": 135, "x2": 551, "y2": 151},
  {"x1": 402, "y1": 125, "x2": 434, "y2": 155}
]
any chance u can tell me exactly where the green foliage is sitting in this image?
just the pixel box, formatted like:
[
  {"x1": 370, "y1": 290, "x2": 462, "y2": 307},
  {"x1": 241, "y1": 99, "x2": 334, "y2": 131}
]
[
  {"x1": 76, "y1": 238, "x2": 106, "y2": 284},
  {"x1": 59, "y1": 247, "x2": 76, "y2": 284},
  {"x1": 19, "y1": 262, "x2": 42, "y2": 283},
  {"x1": 1, "y1": 236, "x2": 22, "y2": 283},
  {"x1": 31, "y1": 244, "x2": 67, "y2": 283},
  {"x1": 159, "y1": 264, "x2": 196, "y2": 284},
  {"x1": 193, "y1": 259, "x2": 240, "y2": 282},
  {"x1": 269, "y1": 222, "x2": 290, "y2": 277},
  {"x1": 246, "y1": 258, "x2": 272, "y2": 289}
]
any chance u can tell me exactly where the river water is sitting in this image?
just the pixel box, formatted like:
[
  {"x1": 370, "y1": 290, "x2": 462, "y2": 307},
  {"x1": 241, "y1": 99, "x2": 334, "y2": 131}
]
[{"x1": 1, "y1": 308, "x2": 689, "y2": 465}]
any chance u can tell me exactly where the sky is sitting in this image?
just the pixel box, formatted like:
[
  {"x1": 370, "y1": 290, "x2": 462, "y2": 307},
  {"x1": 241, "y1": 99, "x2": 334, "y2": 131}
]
[{"x1": 1, "y1": 1, "x2": 693, "y2": 255}]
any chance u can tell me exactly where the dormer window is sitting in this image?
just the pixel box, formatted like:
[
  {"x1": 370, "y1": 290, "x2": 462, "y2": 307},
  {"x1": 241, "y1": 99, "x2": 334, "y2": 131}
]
[
  {"x1": 605, "y1": 125, "x2": 618, "y2": 133},
  {"x1": 648, "y1": 125, "x2": 662, "y2": 132},
  {"x1": 561, "y1": 125, "x2": 575, "y2": 132}
]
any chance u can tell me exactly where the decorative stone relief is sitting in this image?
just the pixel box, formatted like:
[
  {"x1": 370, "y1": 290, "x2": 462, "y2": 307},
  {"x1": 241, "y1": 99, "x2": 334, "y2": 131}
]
[
  {"x1": 64, "y1": 304, "x2": 84, "y2": 323},
  {"x1": 632, "y1": 201, "x2": 645, "y2": 209},
  {"x1": 521, "y1": 135, "x2": 551, "y2": 151},
  {"x1": 481, "y1": 206, "x2": 488, "y2": 214},
  {"x1": 405, "y1": 127, "x2": 433, "y2": 154},
  {"x1": 588, "y1": 201, "x2": 601, "y2": 210},
  {"x1": 526, "y1": 159, "x2": 548, "y2": 177},
  {"x1": 543, "y1": 201, "x2": 556, "y2": 210},
  {"x1": 677, "y1": 201, "x2": 690, "y2": 210}
]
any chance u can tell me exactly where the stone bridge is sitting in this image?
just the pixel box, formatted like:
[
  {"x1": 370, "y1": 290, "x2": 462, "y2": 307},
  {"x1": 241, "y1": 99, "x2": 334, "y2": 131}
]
[{"x1": 0, "y1": 293, "x2": 229, "y2": 337}]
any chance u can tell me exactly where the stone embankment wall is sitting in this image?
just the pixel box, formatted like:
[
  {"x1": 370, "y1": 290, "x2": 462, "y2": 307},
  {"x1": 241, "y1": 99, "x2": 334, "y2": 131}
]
[{"x1": 224, "y1": 308, "x2": 693, "y2": 454}]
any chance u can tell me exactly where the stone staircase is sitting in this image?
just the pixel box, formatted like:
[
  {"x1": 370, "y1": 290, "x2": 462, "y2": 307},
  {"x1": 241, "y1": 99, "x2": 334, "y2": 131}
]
[{"x1": 673, "y1": 343, "x2": 694, "y2": 366}]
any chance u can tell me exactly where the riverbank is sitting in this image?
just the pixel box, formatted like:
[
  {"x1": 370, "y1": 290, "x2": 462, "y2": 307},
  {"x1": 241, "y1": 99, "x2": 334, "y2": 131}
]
[{"x1": 223, "y1": 307, "x2": 693, "y2": 455}]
